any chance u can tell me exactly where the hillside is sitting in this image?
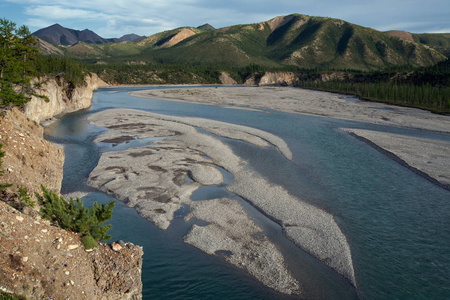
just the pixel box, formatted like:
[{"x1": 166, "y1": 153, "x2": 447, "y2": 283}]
[{"x1": 45, "y1": 14, "x2": 448, "y2": 71}]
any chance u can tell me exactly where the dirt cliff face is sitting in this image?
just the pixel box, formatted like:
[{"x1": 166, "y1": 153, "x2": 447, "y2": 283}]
[
  {"x1": 0, "y1": 200, "x2": 143, "y2": 300},
  {"x1": 0, "y1": 107, "x2": 64, "y2": 196},
  {"x1": 0, "y1": 76, "x2": 143, "y2": 299},
  {"x1": 24, "y1": 73, "x2": 108, "y2": 123}
]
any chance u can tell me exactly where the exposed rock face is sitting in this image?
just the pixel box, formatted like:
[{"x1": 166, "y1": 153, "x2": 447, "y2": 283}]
[
  {"x1": 219, "y1": 72, "x2": 237, "y2": 85},
  {"x1": 386, "y1": 30, "x2": 415, "y2": 42},
  {"x1": 161, "y1": 28, "x2": 196, "y2": 47},
  {"x1": 0, "y1": 77, "x2": 143, "y2": 299},
  {"x1": 255, "y1": 72, "x2": 299, "y2": 86},
  {"x1": 24, "y1": 73, "x2": 108, "y2": 123}
]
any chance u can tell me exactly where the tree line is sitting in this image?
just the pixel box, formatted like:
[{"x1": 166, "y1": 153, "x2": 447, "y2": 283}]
[{"x1": 0, "y1": 18, "x2": 87, "y2": 107}]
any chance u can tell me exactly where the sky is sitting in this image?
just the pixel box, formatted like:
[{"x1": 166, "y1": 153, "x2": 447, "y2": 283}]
[{"x1": 1, "y1": 0, "x2": 450, "y2": 38}]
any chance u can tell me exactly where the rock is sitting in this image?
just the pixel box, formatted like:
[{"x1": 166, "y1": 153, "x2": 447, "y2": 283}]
[
  {"x1": 15, "y1": 216, "x2": 24, "y2": 222},
  {"x1": 22, "y1": 257, "x2": 28, "y2": 262},
  {"x1": 111, "y1": 242, "x2": 122, "y2": 252},
  {"x1": 219, "y1": 72, "x2": 237, "y2": 85},
  {"x1": 67, "y1": 244, "x2": 79, "y2": 250}
]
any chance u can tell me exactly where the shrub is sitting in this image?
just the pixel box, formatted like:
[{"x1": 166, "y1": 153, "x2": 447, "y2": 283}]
[
  {"x1": 36, "y1": 186, "x2": 115, "y2": 242},
  {"x1": 81, "y1": 234, "x2": 98, "y2": 250},
  {"x1": 0, "y1": 143, "x2": 12, "y2": 191},
  {"x1": 17, "y1": 185, "x2": 35, "y2": 208}
]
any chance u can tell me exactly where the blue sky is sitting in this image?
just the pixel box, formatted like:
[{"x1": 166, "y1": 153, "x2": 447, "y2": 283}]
[{"x1": 2, "y1": 0, "x2": 449, "y2": 38}]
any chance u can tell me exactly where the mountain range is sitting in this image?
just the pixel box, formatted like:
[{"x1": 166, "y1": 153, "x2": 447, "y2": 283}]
[
  {"x1": 32, "y1": 14, "x2": 450, "y2": 71},
  {"x1": 33, "y1": 24, "x2": 146, "y2": 45}
]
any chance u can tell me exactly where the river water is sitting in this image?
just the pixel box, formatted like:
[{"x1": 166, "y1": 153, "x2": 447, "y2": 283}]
[{"x1": 44, "y1": 86, "x2": 450, "y2": 300}]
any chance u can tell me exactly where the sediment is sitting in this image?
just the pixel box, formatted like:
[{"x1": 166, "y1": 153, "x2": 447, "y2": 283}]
[{"x1": 86, "y1": 108, "x2": 356, "y2": 292}]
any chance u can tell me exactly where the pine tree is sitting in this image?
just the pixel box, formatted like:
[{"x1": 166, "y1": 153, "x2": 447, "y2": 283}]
[
  {"x1": 37, "y1": 186, "x2": 115, "y2": 242},
  {"x1": 0, "y1": 19, "x2": 38, "y2": 106}
]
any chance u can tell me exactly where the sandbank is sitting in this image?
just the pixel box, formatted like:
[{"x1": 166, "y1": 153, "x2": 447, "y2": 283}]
[
  {"x1": 87, "y1": 108, "x2": 356, "y2": 294},
  {"x1": 131, "y1": 86, "x2": 450, "y2": 191}
]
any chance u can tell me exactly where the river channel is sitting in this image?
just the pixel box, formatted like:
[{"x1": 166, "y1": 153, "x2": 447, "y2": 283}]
[{"x1": 44, "y1": 86, "x2": 450, "y2": 300}]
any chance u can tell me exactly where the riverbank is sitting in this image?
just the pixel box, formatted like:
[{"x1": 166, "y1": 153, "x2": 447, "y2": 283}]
[
  {"x1": 131, "y1": 86, "x2": 450, "y2": 134},
  {"x1": 86, "y1": 108, "x2": 357, "y2": 295},
  {"x1": 131, "y1": 86, "x2": 450, "y2": 190}
]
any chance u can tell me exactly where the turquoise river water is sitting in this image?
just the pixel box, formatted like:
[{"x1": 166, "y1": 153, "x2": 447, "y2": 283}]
[{"x1": 44, "y1": 86, "x2": 450, "y2": 300}]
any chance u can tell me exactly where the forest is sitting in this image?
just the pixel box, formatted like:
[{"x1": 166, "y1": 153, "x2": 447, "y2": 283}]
[
  {"x1": 1, "y1": 17, "x2": 449, "y2": 114},
  {"x1": 0, "y1": 18, "x2": 86, "y2": 107}
]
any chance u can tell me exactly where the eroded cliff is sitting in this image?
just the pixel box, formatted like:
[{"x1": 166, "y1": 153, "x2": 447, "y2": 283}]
[
  {"x1": 0, "y1": 76, "x2": 143, "y2": 299},
  {"x1": 24, "y1": 73, "x2": 108, "y2": 123}
]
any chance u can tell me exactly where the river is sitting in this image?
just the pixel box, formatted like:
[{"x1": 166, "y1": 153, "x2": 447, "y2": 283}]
[{"x1": 44, "y1": 86, "x2": 450, "y2": 300}]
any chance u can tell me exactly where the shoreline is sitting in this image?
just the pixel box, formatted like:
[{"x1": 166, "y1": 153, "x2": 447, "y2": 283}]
[
  {"x1": 86, "y1": 108, "x2": 357, "y2": 294},
  {"x1": 130, "y1": 85, "x2": 450, "y2": 190},
  {"x1": 130, "y1": 86, "x2": 450, "y2": 134},
  {"x1": 344, "y1": 129, "x2": 450, "y2": 192}
]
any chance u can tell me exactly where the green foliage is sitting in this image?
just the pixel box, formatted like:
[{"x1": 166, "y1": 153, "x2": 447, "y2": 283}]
[
  {"x1": 81, "y1": 233, "x2": 98, "y2": 250},
  {"x1": 17, "y1": 185, "x2": 35, "y2": 208},
  {"x1": 297, "y1": 77, "x2": 450, "y2": 113},
  {"x1": 37, "y1": 186, "x2": 114, "y2": 241},
  {"x1": 0, "y1": 18, "x2": 39, "y2": 106},
  {"x1": 34, "y1": 55, "x2": 87, "y2": 86},
  {"x1": 0, "y1": 143, "x2": 12, "y2": 191},
  {"x1": 0, "y1": 291, "x2": 24, "y2": 300}
]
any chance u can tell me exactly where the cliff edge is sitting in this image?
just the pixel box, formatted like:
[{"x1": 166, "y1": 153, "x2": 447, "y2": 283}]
[
  {"x1": 24, "y1": 73, "x2": 108, "y2": 123},
  {"x1": 0, "y1": 76, "x2": 143, "y2": 299}
]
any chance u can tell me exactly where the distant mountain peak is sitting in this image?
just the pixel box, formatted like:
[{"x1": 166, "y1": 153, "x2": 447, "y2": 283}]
[
  {"x1": 32, "y1": 24, "x2": 145, "y2": 45},
  {"x1": 197, "y1": 23, "x2": 215, "y2": 31}
]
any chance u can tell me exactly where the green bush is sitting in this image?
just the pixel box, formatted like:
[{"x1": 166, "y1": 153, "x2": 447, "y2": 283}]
[
  {"x1": 0, "y1": 143, "x2": 12, "y2": 191},
  {"x1": 0, "y1": 291, "x2": 24, "y2": 300},
  {"x1": 36, "y1": 186, "x2": 114, "y2": 242},
  {"x1": 81, "y1": 233, "x2": 98, "y2": 250},
  {"x1": 17, "y1": 185, "x2": 35, "y2": 208}
]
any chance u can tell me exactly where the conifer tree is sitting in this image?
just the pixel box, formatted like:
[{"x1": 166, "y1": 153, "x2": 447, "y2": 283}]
[{"x1": 0, "y1": 19, "x2": 38, "y2": 106}]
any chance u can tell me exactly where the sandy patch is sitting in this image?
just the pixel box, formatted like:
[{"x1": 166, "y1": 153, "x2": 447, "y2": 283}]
[
  {"x1": 131, "y1": 86, "x2": 450, "y2": 134},
  {"x1": 344, "y1": 129, "x2": 450, "y2": 190},
  {"x1": 86, "y1": 108, "x2": 356, "y2": 293}
]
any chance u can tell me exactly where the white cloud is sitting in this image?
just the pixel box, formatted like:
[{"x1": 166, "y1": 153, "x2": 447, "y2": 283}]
[
  {"x1": 6, "y1": 0, "x2": 450, "y2": 36},
  {"x1": 25, "y1": 5, "x2": 108, "y2": 20}
]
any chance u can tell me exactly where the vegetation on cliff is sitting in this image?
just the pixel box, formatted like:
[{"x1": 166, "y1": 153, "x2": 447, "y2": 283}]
[
  {"x1": 0, "y1": 19, "x2": 38, "y2": 106},
  {"x1": 37, "y1": 186, "x2": 114, "y2": 248},
  {"x1": 0, "y1": 19, "x2": 87, "y2": 107}
]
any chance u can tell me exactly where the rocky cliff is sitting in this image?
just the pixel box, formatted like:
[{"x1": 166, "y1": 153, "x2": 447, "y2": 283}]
[
  {"x1": 0, "y1": 76, "x2": 143, "y2": 299},
  {"x1": 24, "y1": 73, "x2": 108, "y2": 123},
  {"x1": 244, "y1": 72, "x2": 300, "y2": 86}
]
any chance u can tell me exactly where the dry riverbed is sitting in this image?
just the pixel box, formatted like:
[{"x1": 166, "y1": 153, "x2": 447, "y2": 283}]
[
  {"x1": 86, "y1": 85, "x2": 449, "y2": 295},
  {"x1": 86, "y1": 108, "x2": 356, "y2": 295},
  {"x1": 132, "y1": 86, "x2": 450, "y2": 190}
]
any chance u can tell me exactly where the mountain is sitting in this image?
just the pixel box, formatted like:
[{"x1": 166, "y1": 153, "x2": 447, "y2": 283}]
[
  {"x1": 116, "y1": 34, "x2": 146, "y2": 43},
  {"x1": 36, "y1": 15, "x2": 448, "y2": 70},
  {"x1": 197, "y1": 24, "x2": 215, "y2": 31},
  {"x1": 32, "y1": 24, "x2": 145, "y2": 45}
]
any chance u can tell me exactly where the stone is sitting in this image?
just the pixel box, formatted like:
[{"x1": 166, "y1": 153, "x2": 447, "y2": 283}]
[
  {"x1": 67, "y1": 244, "x2": 79, "y2": 250},
  {"x1": 111, "y1": 242, "x2": 122, "y2": 252},
  {"x1": 15, "y1": 216, "x2": 24, "y2": 222}
]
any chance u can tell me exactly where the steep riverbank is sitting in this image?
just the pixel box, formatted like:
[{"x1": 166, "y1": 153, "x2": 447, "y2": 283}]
[{"x1": 0, "y1": 76, "x2": 143, "y2": 299}]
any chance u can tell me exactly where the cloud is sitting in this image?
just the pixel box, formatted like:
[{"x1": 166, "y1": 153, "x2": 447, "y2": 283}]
[
  {"x1": 25, "y1": 5, "x2": 108, "y2": 20},
  {"x1": 6, "y1": 0, "x2": 450, "y2": 36}
]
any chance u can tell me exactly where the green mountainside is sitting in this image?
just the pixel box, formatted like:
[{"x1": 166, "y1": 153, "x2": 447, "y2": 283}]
[{"x1": 42, "y1": 14, "x2": 448, "y2": 71}]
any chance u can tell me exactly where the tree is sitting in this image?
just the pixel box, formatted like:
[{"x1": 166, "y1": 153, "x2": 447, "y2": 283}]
[
  {"x1": 0, "y1": 19, "x2": 38, "y2": 106},
  {"x1": 36, "y1": 186, "x2": 115, "y2": 242}
]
